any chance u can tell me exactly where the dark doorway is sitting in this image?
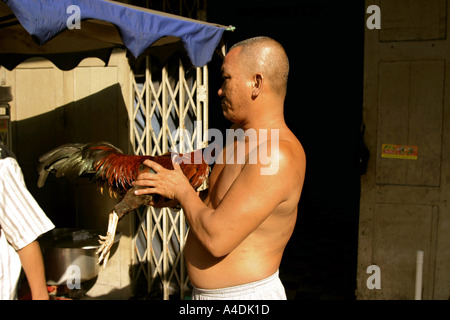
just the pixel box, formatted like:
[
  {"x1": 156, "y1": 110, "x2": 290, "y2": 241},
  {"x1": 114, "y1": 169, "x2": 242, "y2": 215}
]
[{"x1": 208, "y1": 0, "x2": 365, "y2": 299}]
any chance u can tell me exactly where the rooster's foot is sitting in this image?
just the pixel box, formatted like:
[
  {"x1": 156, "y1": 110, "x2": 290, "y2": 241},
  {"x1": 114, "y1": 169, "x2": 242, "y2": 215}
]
[{"x1": 96, "y1": 211, "x2": 119, "y2": 268}]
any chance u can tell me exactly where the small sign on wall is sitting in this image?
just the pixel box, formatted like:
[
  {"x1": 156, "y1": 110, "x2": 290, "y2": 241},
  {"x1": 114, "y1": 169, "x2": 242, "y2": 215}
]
[{"x1": 381, "y1": 144, "x2": 418, "y2": 160}]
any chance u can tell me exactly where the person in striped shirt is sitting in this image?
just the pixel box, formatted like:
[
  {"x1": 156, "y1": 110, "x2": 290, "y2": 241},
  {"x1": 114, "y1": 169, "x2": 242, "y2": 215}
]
[{"x1": 0, "y1": 142, "x2": 54, "y2": 300}]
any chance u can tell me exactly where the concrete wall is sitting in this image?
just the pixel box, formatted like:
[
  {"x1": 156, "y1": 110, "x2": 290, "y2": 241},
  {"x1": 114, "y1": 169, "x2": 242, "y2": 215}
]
[{"x1": 2, "y1": 49, "x2": 135, "y2": 299}]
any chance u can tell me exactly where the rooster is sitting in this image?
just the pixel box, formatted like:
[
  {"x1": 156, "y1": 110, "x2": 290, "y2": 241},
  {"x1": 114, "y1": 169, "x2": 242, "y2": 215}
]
[{"x1": 37, "y1": 141, "x2": 210, "y2": 267}]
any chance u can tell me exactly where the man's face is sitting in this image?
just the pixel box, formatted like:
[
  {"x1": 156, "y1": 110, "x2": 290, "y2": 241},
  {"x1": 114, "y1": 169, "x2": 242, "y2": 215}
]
[{"x1": 218, "y1": 47, "x2": 251, "y2": 123}]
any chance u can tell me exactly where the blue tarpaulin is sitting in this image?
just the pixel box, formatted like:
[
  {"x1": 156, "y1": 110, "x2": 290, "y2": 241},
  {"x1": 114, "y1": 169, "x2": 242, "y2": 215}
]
[{"x1": 0, "y1": 0, "x2": 232, "y2": 69}]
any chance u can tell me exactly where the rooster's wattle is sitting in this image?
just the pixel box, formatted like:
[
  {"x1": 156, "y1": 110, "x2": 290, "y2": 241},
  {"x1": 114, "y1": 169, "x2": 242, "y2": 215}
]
[{"x1": 37, "y1": 141, "x2": 210, "y2": 267}]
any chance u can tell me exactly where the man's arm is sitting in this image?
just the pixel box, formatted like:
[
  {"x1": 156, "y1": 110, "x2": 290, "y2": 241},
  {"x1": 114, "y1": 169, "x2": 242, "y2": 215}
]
[
  {"x1": 134, "y1": 142, "x2": 302, "y2": 257},
  {"x1": 17, "y1": 240, "x2": 49, "y2": 300}
]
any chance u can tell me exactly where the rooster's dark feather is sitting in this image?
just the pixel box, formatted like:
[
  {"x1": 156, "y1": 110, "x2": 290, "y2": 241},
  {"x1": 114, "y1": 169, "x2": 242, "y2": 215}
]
[{"x1": 38, "y1": 141, "x2": 210, "y2": 202}]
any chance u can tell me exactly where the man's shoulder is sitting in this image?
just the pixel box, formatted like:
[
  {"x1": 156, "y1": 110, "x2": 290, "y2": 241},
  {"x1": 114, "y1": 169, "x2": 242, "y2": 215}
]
[
  {"x1": 262, "y1": 128, "x2": 305, "y2": 165},
  {"x1": 0, "y1": 156, "x2": 19, "y2": 172},
  {"x1": 279, "y1": 135, "x2": 305, "y2": 162},
  {"x1": 0, "y1": 143, "x2": 16, "y2": 160},
  {"x1": 245, "y1": 130, "x2": 305, "y2": 177}
]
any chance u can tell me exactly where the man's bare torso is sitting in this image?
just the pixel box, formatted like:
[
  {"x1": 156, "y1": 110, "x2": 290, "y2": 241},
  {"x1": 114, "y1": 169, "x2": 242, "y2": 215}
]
[{"x1": 185, "y1": 127, "x2": 304, "y2": 289}]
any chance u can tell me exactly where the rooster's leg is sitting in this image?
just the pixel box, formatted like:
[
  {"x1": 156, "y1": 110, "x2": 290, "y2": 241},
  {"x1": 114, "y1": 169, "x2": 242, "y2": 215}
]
[{"x1": 97, "y1": 211, "x2": 119, "y2": 267}]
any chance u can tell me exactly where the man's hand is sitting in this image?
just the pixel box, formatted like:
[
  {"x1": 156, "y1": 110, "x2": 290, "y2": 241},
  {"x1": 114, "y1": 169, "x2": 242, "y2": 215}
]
[{"x1": 133, "y1": 157, "x2": 192, "y2": 202}]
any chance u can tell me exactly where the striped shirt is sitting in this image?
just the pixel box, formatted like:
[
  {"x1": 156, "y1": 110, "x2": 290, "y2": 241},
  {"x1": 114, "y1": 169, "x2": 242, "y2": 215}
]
[{"x1": 0, "y1": 156, "x2": 54, "y2": 299}]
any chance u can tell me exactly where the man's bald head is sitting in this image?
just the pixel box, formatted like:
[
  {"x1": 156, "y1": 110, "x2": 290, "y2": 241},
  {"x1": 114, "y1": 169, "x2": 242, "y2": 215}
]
[{"x1": 230, "y1": 37, "x2": 289, "y2": 98}]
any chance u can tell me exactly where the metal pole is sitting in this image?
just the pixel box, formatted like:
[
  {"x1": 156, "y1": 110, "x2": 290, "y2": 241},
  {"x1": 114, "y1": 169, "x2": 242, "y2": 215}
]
[
  {"x1": 415, "y1": 250, "x2": 424, "y2": 300},
  {"x1": 145, "y1": 56, "x2": 151, "y2": 155}
]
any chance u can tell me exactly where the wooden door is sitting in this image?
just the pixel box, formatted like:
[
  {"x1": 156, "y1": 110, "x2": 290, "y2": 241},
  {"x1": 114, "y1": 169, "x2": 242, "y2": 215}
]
[{"x1": 358, "y1": 0, "x2": 450, "y2": 299}]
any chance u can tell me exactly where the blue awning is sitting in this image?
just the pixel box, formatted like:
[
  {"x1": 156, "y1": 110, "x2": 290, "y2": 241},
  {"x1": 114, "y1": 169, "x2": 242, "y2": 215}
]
[{"x1": 0, "y1": 0, "x2": 232, "y2": 70}]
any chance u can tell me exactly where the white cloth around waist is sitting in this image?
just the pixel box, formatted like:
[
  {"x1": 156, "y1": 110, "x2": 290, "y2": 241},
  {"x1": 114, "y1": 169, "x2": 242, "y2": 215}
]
[{"x1": 191, "y1": 270, "x2": 287, "y2": 300}]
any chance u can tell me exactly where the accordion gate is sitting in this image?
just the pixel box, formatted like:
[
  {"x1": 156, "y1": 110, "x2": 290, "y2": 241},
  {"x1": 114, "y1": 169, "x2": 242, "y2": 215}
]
[{"x1": 129, "y1": 55, "x2": 209, "y2": 299}]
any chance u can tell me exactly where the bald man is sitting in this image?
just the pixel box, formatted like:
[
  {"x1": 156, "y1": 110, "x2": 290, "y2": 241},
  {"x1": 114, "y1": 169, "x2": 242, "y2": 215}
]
[{"x1": 134, "y1": 36, "x2": 306, "y2": 300}]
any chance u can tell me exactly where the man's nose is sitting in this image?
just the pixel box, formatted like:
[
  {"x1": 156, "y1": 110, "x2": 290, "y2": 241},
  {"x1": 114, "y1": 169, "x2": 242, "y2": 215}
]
[{"x1": 218, "y1": 87, "x2": 224, "y2": 97}]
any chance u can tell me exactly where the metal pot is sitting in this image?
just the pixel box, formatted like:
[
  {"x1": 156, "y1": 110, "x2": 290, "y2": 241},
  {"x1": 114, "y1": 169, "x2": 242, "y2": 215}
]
[{"x1": 40, "y1": 228, "x2": 120, "y2": 286}]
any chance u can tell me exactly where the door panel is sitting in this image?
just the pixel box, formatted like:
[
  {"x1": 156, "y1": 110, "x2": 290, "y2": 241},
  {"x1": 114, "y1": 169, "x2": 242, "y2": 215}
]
[
  {"x1": 376, "y1": 60, "x2": 444, "y2": 187},
  {"x1": 371, "y1": 203, "x2": 438, "y2": 299}
]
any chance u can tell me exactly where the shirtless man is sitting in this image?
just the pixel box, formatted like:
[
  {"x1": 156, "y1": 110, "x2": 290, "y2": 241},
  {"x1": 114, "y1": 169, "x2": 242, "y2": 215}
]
[{"x1": 134, "y1": 36, "x2": 306, "y2": 300}]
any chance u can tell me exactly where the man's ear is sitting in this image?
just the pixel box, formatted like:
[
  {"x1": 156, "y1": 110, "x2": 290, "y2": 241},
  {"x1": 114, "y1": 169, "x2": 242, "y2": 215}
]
[{"x1": 251, "y1": 73, "x2": 263, "y2": 100}]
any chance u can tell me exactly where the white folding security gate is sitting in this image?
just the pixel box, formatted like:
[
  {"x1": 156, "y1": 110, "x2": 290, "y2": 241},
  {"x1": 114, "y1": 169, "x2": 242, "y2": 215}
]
[{"x1": 129, "y1": 55, "x2": 209, "y2": 299}]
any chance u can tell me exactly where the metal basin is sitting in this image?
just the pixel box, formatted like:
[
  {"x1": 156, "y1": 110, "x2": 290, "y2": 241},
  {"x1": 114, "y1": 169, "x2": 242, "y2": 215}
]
[{"x1": 40, "y1": 228, "x2": 120, "y2": 286}]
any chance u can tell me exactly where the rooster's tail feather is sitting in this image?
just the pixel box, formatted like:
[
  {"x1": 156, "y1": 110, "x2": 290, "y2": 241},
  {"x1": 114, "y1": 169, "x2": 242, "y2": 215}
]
[{"x1": 37, "y1": 142, "x2": 122, "y2": 188}]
